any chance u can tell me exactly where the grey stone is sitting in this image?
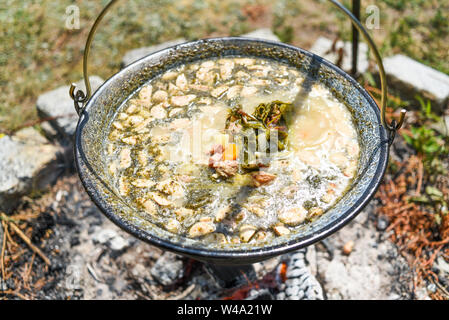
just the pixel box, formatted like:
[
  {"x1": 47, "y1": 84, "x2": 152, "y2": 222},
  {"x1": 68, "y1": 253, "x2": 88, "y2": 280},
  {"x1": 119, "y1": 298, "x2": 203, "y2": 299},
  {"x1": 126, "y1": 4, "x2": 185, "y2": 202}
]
[
  {"x1": 241, "y1": 28, "x2": 280, "y2": 42},
  {"x1": 150, "y1": 252, "x2": 184, "y2": 286},
  {"x1": 427, "y1": 283, "x2": 437, "y2": 293},
  {"x1": 434, "y1": 256, "x2": 449, "y2": 276},
  {"x1": 382, "y1": 55, "x2": 449, "y2": 111},
  {"x1": 36, "y1": 76, "x2": 104, "y2": 138},
  {"x1": 309, "y1": 36, "x2": 369, "y2": 74},
  {"x1": 109, "y1": 236, "x2": 129, "y2": 251},
  {"x1": 0, "y1": 128, "x2": 63, "y2": 213},
  {"x1": 92, "y1": 228, "x2": 119, "y2": 244},
  {"x1": 376, "y1": 216, "x2": 389, "y2": 231},
  {"x1": 91, "y1": 227, "x2": 129, "y2": 251},
  {"x1": 121, "y1": 38, "x2": 187, "y2": 67},
  {"x1": 40, "y1": 121, "x2": 60, "y2": 142}
]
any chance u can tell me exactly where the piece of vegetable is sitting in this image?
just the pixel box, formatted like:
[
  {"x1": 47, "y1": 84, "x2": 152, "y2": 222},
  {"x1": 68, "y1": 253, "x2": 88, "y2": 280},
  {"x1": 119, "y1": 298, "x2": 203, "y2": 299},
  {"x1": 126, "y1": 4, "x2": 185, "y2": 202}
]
[{"x1": 224, "y1": 143, "x2": 237, "y2": 161}]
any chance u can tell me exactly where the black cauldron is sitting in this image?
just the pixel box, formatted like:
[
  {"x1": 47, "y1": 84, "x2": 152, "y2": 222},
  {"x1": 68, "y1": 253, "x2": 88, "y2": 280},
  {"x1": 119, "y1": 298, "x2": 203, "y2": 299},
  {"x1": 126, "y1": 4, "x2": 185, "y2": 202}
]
[{"x1": 70, "y1": 0, "x2": 405, "y2": 267}]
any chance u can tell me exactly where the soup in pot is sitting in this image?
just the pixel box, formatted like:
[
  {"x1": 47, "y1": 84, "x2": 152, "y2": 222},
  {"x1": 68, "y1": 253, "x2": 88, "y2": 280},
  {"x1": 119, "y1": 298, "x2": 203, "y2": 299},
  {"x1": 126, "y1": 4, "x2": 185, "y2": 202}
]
[{"x1": 104, "y1": 56, "x2": 360, "y2": 246}]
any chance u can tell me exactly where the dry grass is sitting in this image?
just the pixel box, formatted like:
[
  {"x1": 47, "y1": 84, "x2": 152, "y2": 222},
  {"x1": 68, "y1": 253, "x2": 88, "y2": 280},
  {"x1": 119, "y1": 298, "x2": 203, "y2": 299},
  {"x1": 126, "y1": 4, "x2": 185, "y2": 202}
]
[{"x1": 376, "y1": 155, "x2": 449, "y2": 299}]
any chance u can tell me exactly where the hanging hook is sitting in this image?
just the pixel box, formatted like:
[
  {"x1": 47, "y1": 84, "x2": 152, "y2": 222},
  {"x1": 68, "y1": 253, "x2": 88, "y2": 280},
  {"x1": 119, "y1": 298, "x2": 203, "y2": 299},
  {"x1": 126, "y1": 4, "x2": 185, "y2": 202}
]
[{"x1": 69, "y1": 83, "x2": 88, "y2": 116}]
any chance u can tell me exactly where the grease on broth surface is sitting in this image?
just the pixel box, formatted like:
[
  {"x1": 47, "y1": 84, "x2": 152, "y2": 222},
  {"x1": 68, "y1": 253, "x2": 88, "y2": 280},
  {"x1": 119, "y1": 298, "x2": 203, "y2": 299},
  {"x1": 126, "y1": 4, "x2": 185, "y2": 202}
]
[{"x1": 104, "y1": 56, "x2": 360, "y2": 245}]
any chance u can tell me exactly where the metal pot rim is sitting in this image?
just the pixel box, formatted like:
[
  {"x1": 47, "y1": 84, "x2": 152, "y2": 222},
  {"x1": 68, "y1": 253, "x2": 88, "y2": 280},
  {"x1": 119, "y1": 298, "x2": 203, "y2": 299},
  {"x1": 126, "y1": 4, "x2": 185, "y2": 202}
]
[{"x1": 74, "y1": 37, "x2": 389, "y2": 264}]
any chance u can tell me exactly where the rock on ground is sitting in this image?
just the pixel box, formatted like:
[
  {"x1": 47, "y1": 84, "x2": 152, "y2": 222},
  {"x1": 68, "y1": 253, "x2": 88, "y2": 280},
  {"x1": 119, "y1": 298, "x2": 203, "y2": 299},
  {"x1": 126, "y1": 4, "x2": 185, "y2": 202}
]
[
  {"x1": 0, "y1": 128, "x2": 63, "y2": 213},
  {"x1": 309, "y1": 36, "x2": 369, "y2": 74},
  {"x1": 36, "y1": 76, "x2": 104, "y2": 138},
  {"x1": 150, "y1": 252, "x2": 184, "y2": 287},
  {"x1": 121, "y1": 28, "x2": 280, "y2": 67},
  {"x1": 314, "y1": 203, "x2": 414, "y2": 300},
  {"x1": 382, "y1": 54, "x2": 449, "y2": 111}
]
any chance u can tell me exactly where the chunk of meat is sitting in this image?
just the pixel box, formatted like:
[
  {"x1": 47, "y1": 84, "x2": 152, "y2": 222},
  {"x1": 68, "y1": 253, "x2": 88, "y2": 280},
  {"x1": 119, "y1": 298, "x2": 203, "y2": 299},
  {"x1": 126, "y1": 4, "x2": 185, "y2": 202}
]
[
  {"x1": 168, "y1": 118, "x2": 191, "y2": 131},
  {"x1": 213, "y1": 160, "x2": 238, "y2": 178},
  {"x1": 308, "y1": 207, "x2": 324, "y2": 218},
  {"x1": 112, "y1": 121, "x2": 124, "y2": 130},
  {"x1": 176, "y1": 175, "x2": 194, "y2": 183},
  {"x1": 207, "y1": 144, "x2": 238, "y2": 178},
  {"x1": 226, "y1": 121, "x2": 242, "y2": 135},
  {"x1": 196, "y1": 68, "x2": 215, "y2": 84},
  {"x1": 251, "y1": 171, "x2": 276, "y2": 187}
]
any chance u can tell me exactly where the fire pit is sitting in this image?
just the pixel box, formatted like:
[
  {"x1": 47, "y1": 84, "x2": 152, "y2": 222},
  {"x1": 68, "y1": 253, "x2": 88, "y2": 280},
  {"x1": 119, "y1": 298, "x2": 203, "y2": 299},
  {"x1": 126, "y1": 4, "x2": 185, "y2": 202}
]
[{"x1": 69, "y1": 0, "x2": 405, "y2": 285}]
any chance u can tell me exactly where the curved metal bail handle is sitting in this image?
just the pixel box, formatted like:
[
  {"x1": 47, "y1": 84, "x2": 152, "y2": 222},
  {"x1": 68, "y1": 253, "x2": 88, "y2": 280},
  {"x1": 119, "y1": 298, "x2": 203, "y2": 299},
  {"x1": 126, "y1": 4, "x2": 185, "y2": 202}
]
[
  {"x1": 69, "y1": 0, "x2": 120, "y2": 116},
  {"x1": 328, "y1": 0, "x2": 406, "y2": 142},
  {"x1": 69, "y1": 0, "x2": 407, "y2": 136}
]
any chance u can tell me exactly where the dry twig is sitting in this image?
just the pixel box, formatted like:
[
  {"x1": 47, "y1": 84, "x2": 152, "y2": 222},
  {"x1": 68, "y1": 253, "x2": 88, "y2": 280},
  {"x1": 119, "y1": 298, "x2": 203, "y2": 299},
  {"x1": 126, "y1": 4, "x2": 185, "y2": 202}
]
[{"x1": 1, "y1": 214, "x2": 51, "y2": 266}]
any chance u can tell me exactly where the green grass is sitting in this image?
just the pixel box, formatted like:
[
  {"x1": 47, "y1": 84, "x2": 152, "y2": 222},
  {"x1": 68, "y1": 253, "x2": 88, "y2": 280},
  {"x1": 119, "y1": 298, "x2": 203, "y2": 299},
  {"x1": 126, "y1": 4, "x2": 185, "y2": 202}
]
[{"x1": 0, "y1": 0, "x2": 448, "y2": 133}]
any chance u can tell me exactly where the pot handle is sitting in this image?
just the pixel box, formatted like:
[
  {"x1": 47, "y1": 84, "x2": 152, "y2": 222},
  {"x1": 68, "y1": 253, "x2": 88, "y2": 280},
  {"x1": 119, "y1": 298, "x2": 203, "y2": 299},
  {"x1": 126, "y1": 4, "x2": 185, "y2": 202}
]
[{"x1": 69, "y1": 0, "x2": 406, "y2": 140}]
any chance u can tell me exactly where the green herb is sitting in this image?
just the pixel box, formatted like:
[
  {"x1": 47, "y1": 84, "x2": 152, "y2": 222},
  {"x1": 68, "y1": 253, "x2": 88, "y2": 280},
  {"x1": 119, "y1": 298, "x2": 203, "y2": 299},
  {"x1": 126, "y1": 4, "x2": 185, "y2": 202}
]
[
  {"x1": 226, "y1": 101, "x2": 292, "y2": 171},
  {"x1": 303, "y1": 199, "x2": 318, "y2": 210},
  {"x1": 306, "y1": 175, "x2": 322, "y2": 188}
]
